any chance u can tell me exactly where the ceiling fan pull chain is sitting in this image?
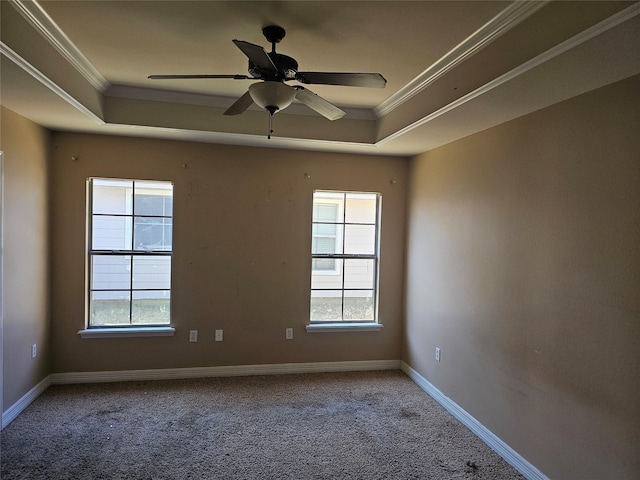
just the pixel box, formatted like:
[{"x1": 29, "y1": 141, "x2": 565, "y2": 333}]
[{"x1": 268, "y1": 112, "x2": 274, "y2": 139}]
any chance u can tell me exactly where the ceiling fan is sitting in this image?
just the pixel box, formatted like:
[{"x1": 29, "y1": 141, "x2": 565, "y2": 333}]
[{"x1": 149, "y1": 25, "x2": 386, "y2": 137}]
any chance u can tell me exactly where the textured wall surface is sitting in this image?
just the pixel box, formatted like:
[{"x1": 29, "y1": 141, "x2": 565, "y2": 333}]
[
  {"x1": 404, "y1": 75, "x2": 640, "y2": 479},
  {"x1": 49, "y1": 134, "x2": 407, "y2": 373},
  {"x1": 0, "y1": 107, "x2": 52, "y2": 408}
]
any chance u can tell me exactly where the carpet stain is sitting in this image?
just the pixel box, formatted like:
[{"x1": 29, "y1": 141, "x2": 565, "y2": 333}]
[
  {"x1": 400, "y1": 407, "x2": 420, "y2": 418},
  {"x1": 1, "y1": 371, "x2": 525, "y2": 480}
]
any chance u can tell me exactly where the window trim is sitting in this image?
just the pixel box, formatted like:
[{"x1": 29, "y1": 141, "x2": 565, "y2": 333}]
[
  {"x1": 306, "y1": 322, "x2": 383, "y2": 333},
  {"x1": 78, "y1": 326, "x2": 176, "y2": 339}
]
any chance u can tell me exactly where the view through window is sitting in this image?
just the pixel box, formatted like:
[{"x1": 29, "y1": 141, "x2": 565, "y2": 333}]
[
  {"x1": 88, "y1": 178, "x2": 173, "y2": 327},
  {"x1": 310, "y1": 190, "x2": 380, "y2": 322}
]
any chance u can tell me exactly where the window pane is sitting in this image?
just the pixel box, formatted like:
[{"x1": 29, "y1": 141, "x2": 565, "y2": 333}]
[
  {"x1": 91, "y1": 255, "x2": 131, "y2": 290},
  {"x1": 132, "y1": 291, "x2": 170, "y2": 325},
  {"x1": 312, "y1": 237, "x2": 334, "y2": 255},
  {"x1": 313, "y1": 203, "x2": 339, "y2": 223},
  {"x1": 312, "y1": 258, "x2": 337, "y2": 271},
  {"x1": 92, "y1": 179, "x2": 133, "y2": 215},
  {"x1": 92, "y1": 215, "x2": 132, "y2": 250},
  {"x1": 311, "y1": 259, "x2": 343, "y2": 289},
  {"x1": 345, "y1": 193, "x2": 377, "y2": 224},
  {"x1": 312, "y1": 224, "x2": 343, "y2": 254},
  {"x1": 134, "y1": 182, "x2": 173, "y2": 216},
  {"x1": 344, "y1": 259, "x2": 375, "y2": 289},
  {"x1": 312, "y1": 222, "x2": 337, "y2": 237},
  {"x1": 90, "y1": 290, "x2": 131, "y2": 326},
  {"x1": 310, "y1": 290, "x2": 343, "y2": 321},
  {"x1": 132, "y1": 256, "x2": 171, "y2": 290},
  {"x1": 313, "y1": 193, "x2": 343, "y2": 222},
  {"x1": 344, "y1": 291, "x2": 375, "y2": 321},
  {"x1": 344, "y1": 224, "x2": 376, "y2": 254},
  {"x1": 134, "y1": 217, "x2": 173, "y2": 251}
]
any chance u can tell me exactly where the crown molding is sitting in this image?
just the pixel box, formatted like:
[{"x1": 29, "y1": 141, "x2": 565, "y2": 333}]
[
  {"x1": 8, "y1": 0, "x2": 109, "y2": 92},
  {"x1": 102, "y1": 123, "x2": 385, "y2": 155},
  {"x1": 373, "y1": 0, "x2": 549, "y2": 118},
  {"x1": 106, "y1": 84, "x2": 377, "y2": 121},
  {"x1": 377, "y1": 1, "x2": 640, "y2": 146},
  {"x1": 106, "y1": 84, "x2": 238, "y2": 108},
  {"x1": 0, "y1": 41, "x2": 105, "y2": 125}
]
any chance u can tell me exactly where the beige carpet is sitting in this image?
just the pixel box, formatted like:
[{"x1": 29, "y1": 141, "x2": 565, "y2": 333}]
[{"x1": 1, "y1": 370, "x2": 524, "y2": 479}]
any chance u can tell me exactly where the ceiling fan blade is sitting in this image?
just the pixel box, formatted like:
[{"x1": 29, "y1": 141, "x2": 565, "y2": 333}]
[
  {"x1": 294, "y1": 87, "x2": 345, "y2": 121},
  {"x1": 223, "y1": 90, "x2": 254, "y2": 116},
  {"x1": 148, "y1": 74, "x2": 253, "y2": 80},
  {"x1": 296, "y1": 72, "x2": 386, "y2": 88},
  {"x1": 232, "y1": 40, "x2": 277, "y2": 72}
]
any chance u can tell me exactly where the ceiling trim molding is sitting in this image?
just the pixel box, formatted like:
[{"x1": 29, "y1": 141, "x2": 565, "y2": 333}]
[
  {"x1": 8, "y1": 0, "x2": 109, "y2": 92},
  {"x1": 0, "y1": 41, "x2": 105, "y2": 125},
  {"x1": 106, "y1": 84, "x2": 240, "y2": 108},
  {"x1": 376, "y1": 1, "x2": 640, "y2": 146},
  {"x1": 103, "y1": 123, "x2": 383, "y2": 155},
  {"x1": 106, "y1": 84, "x2": 377, "y2": 121},
  {"x1": 373, "y1": 0, "x2": 549, "y2": 118}
]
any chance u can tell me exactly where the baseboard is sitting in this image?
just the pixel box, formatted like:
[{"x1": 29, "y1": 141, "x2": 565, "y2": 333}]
[
  {"x1": 49, "y1": 359, "x2": 401, "y2": 384},
  {"x1": 3, "y1": 360, "x2": 399, "y2": 428},
  {"x1": 400, "y1": 362, "x2": 547, "y2": 480},
  {"x1": 2, "y1": 375, "x2": 51, "y2": 429}
]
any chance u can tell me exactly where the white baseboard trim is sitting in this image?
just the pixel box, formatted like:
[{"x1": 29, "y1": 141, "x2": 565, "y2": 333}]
[
  {"x1": 400, "y1": 362, "x2": 547, "y2": 480},
  {"x1": 49, "y1": 359, "x2": 401, "y2": 384},
  {"x1": 3, "y1": 360, "x2": 399, "y2": 429},
  {"x1": 2, "y1": 375, "x2": 52, "y2": 429}
]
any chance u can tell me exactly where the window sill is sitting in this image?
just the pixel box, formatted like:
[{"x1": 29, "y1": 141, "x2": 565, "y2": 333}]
[
  {"x1": 78, "y1": 327, "x2": 176, "y2": 339},
  {"x1": 306, "y1": 323, "x2": 383, "y2": 333}
]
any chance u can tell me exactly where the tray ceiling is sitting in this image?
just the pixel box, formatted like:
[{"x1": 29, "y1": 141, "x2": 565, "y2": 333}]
[{"x1": 2, "y1": 1, "x2": 639, "y2": 155}]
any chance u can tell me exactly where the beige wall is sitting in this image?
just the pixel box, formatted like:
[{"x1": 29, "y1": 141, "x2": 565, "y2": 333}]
[
  {"x1": 0, "y1": 107, "x2": 51, "y2": 409},
  {"x1": 50, "y1": 134, "x2": 407, "y2": 373},
  {"x1": 404, "y1": 75, "x2": 640, "y2": 480}
]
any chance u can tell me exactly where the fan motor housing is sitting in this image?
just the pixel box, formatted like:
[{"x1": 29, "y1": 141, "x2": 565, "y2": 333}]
[{"x1": 249, "y1": 53, "x2": 298, "y2": 81}]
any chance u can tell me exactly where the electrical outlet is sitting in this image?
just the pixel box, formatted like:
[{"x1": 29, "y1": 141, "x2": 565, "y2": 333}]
[
  {"x1": 435, "y1": 347, "x2": 441, "y2": 362},
  {"x1": 215, "y1": 330, "x2": 223, "y2": 342},
  {"x1": 32, "y1": 344, "x2": 37, "y2": 359},
  {"x1": 285, "y1": 328, "x2": 293, "y2": 340},
  {"x1": 189, "y1": 330, "x2": 198, "y2": 342}
]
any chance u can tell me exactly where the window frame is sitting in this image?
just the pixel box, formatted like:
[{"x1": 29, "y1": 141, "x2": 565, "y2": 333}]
[
  {"x1": 82, "y1": 177, "x2": 175, "y2": 335},
  {"x1": 308, "y1": 190, "x2": 382, "y2": 330}
]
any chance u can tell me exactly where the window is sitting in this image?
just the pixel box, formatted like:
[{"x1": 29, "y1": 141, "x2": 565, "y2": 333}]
[
  {"x1": 310, "y1": 190, "x2": 381, "y2": 323},
  {"x1": 87, "y1": 178, "x2": 173, "y2": 327}
]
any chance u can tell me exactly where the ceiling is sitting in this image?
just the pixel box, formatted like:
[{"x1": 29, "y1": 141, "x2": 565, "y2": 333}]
[{"x1": 2, "y1": 0, "x2": 639, "y2": 156}]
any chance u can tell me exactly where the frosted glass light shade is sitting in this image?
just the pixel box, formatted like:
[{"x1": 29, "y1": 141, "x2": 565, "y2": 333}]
[{"x1": 249, "y1": 82, "x2": 296, "y2": 112}]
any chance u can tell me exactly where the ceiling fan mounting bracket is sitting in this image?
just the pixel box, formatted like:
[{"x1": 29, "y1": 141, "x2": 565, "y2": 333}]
[{"x1": 262, "y1": 25, "x2": 286, "y2": 45}]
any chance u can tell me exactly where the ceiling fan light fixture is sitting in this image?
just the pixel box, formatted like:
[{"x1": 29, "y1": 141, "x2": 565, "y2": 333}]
[{"x1": 249, "y1": 81, "x2": 296, "y2": 114}]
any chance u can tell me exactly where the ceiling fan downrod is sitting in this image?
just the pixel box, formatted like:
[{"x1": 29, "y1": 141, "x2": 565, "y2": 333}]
[{"x1": 262, "y1": 25, "x2": 286, "y2": 53}]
